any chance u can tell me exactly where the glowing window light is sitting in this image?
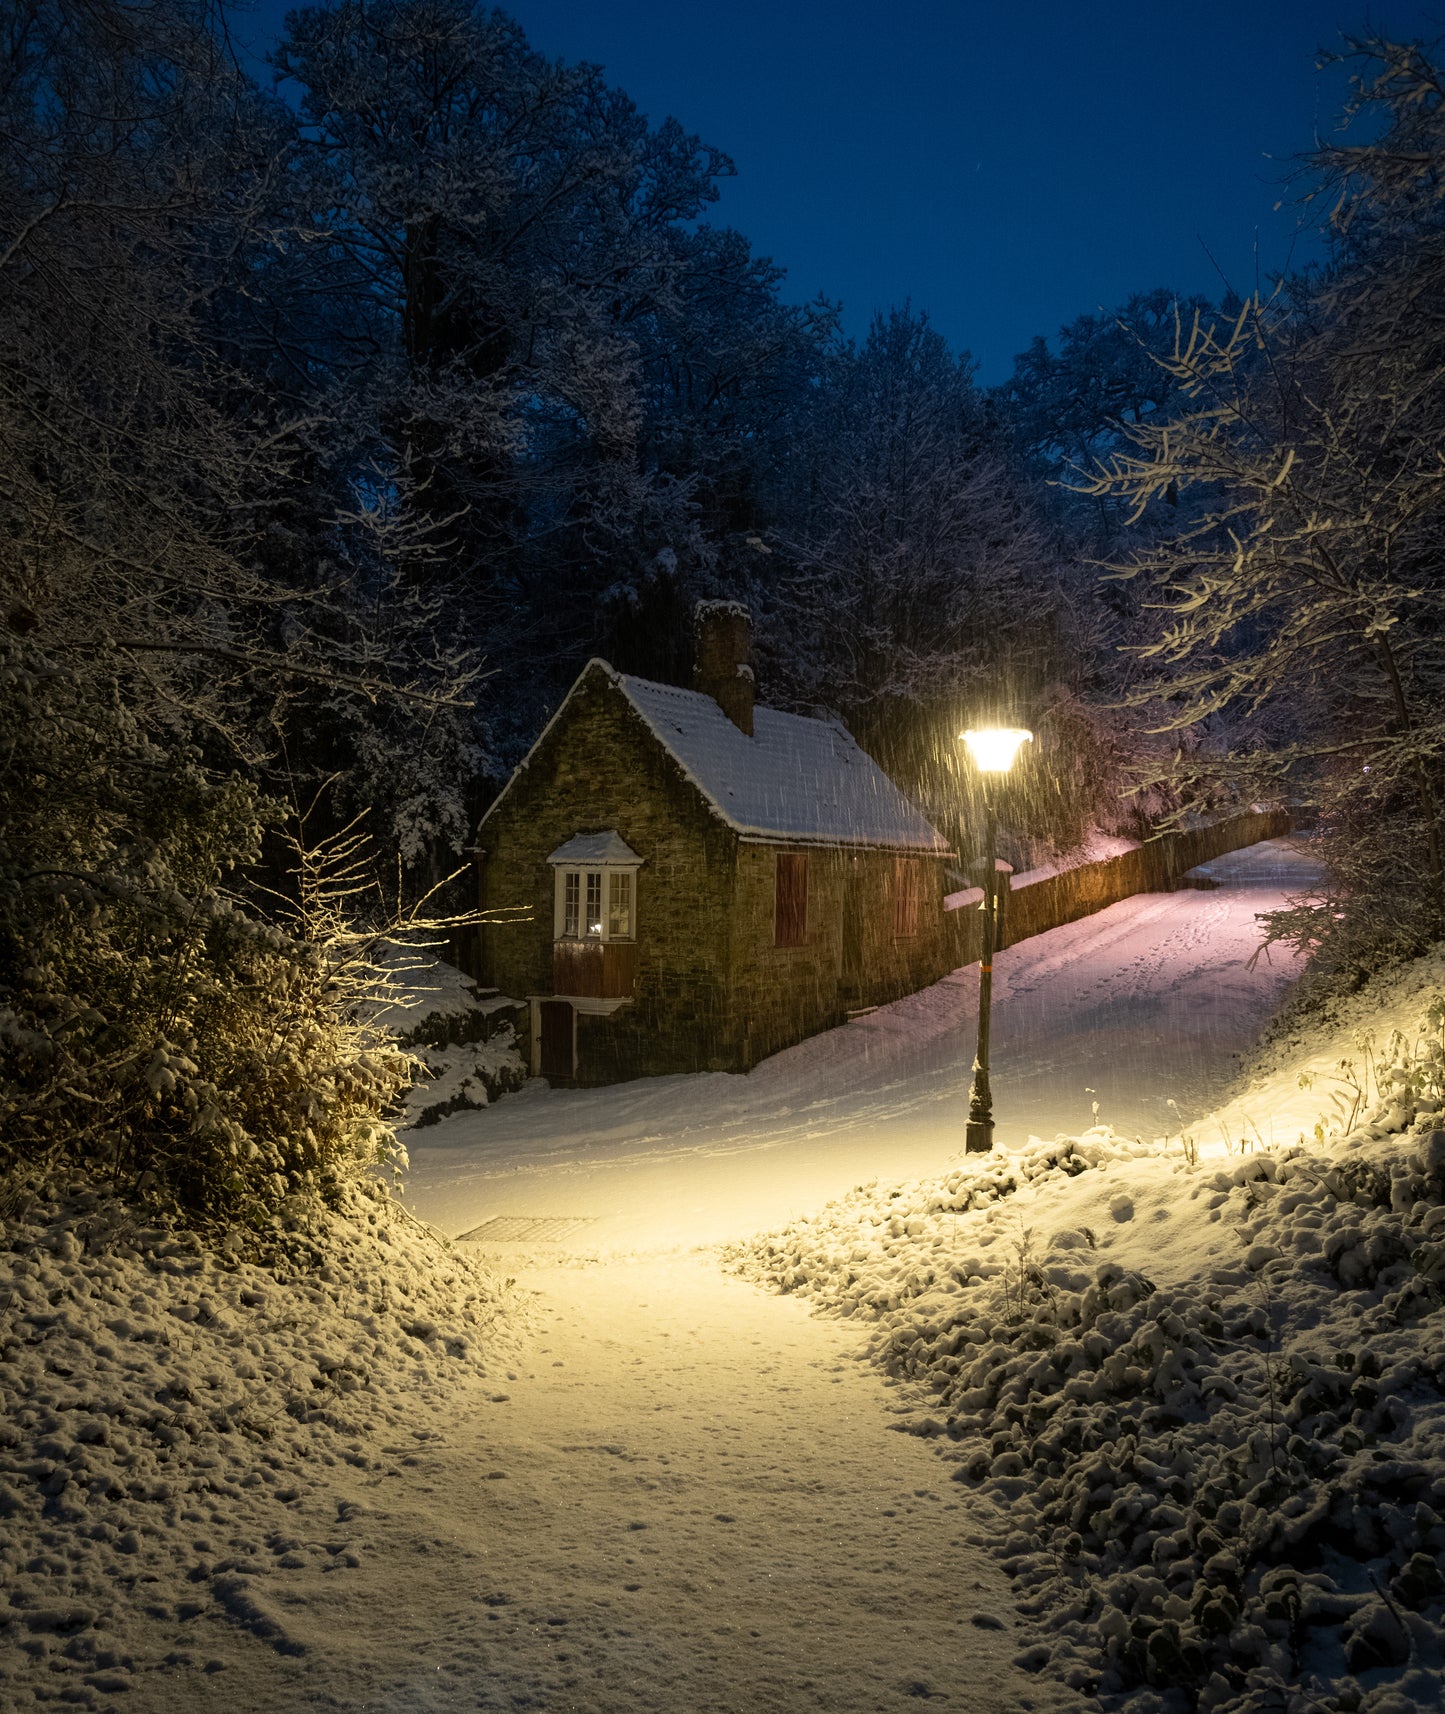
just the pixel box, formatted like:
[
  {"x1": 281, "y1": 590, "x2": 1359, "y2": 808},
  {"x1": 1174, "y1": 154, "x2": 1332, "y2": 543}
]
[{"x1": 960, "y1": 727, "x2": 1033, "y2": 773}]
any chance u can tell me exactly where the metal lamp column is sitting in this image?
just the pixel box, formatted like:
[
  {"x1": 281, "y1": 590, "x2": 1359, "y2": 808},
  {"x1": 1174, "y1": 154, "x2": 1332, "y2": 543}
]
[
  {"x1": 965, "y1": 801, "x2": 998, "y2": 1154},
  {"x1": 958, "y1": 726, "x2": 1033, "y2": 1156}
]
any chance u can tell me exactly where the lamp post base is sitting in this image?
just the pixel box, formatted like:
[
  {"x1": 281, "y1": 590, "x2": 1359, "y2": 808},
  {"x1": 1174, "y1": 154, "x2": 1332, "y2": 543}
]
[{"x1": 964, "y1": 1118, "x2": 994, "y2": 1154}]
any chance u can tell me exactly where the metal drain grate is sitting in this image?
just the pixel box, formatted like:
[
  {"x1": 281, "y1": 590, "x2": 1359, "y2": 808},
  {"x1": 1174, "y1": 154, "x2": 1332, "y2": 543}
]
[{"x1": 457, "y1": 1215, "x2": 598, "y2": 1244}]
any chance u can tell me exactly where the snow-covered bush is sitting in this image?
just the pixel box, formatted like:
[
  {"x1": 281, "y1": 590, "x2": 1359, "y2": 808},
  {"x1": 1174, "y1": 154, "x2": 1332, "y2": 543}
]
[
  {"x1": 370, "y1": 954, "x2": 529, "y2": 1125},
  {"x1": 404, "y1": 1028, "x2": 527, "y2": 1127},
  {"x1": 734, "y1": 1037, "x2": 1445, "y2": 1712},
  {"x1": 0, "y1": 647, "x2": 414, "y2": 1228}
]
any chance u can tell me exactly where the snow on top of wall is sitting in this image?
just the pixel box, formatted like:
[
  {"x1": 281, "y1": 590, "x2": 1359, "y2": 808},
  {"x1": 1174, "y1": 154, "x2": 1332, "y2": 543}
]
[
  {"x1": 942, "y1": 833, "x2": 1142, "y2": 912},
  {"x1": 1008, "y1": 831, "x2": 1142, "y2": 889},
  {"x1": 943, "y1": 857, "x2": 1016, "y2": 913},
  {"x1": 547, "y1": 830, "x2": 642, "y2": 866},
  {"x1": 613, "y1": 670, "x2": 948, "y2": 852}
]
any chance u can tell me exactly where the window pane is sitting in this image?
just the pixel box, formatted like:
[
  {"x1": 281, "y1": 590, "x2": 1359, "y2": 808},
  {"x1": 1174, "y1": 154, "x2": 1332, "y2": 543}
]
[
  {"x1": 585, "y1": 871, "x2": 604, "y2": 937},
  {"x1": 608, "y1": 871, "x2": 633, "y2": 938},
  {"x1": 564, "y1": 871, "x2": 580, "y2": 937}
]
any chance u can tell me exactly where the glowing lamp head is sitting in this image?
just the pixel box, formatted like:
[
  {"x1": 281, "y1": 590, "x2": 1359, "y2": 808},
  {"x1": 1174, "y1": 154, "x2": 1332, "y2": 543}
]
[{"x1": 960, "y1": 727, "x2": 1033, "y2": 773}]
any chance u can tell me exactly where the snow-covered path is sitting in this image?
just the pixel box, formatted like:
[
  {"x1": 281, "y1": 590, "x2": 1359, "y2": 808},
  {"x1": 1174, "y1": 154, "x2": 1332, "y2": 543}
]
[
  {"x1": 404, "y1": 839, "x2": 1322, "y2": 1251},
  {"x1": 294, "y1": 1254, "x2": 1068, "y2": 1713},
  {"x1": 152, "y1": 840, "x2": 1319, "y2": 1712}
]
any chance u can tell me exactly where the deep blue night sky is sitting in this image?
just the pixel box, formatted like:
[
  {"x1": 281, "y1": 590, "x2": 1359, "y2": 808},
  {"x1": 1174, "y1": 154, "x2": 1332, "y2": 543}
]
[{"x1": 233, "y1": 0, "x2": 1444, "y2": 382}]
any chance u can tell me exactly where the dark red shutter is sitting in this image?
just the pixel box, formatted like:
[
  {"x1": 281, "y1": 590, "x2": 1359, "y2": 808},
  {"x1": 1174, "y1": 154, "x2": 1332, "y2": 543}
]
[
  {"x1": 893, "y1": 858, "x2": 919, "y2": 938},
  {"x1": 775, "y1": 853, "x2": 808, "y2": 947}
]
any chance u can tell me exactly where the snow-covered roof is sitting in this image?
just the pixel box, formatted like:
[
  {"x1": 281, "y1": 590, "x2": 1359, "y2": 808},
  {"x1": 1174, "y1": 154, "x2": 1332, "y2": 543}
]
[
  {"x1": 479, "y1": 660, "x2": 950, "y2": 853},
  {"x1": 547, "y1": 830, "x2": 642, "y2": 867},
  {"x1": 613, "y1": 671, "x2": 948, "y2": 852}
]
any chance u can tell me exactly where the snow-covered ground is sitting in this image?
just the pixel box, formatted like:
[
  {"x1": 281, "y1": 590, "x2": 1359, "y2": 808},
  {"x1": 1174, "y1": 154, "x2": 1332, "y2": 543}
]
[
  {"x1": 404, "y1": 839, "x2": 1322, "y2": 1250},
  {"x1": 730, "y1": 960, "x2": 1445, "y2": 1713},
  {"x1": 0, "y1": 1185, "x2": 524, "y2": 1712},
  {"x1": 8, "y1": 834, "x2": 1389, "y2": 1714}
]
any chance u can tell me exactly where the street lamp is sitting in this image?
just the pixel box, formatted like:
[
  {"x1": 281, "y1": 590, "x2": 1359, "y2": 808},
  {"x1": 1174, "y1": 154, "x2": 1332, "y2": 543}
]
[{"x1": 959, "y1": 726, "x2": 1033, "y2": 1153}]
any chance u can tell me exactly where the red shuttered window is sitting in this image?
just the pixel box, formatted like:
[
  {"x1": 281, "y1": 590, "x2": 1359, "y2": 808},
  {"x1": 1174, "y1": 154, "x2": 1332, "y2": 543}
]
[
  {"x1": 893, "y1": 858, "x2": 920, "y2": 939},
  {"x1": 774, "y1": 853, "x2": 808, "y2": 948}
]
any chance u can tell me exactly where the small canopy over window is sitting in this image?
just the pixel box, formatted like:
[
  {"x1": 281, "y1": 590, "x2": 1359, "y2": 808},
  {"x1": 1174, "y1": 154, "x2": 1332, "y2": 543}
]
[{"x1": 548, "y1": 831, "x2": 642, "y2": 941}]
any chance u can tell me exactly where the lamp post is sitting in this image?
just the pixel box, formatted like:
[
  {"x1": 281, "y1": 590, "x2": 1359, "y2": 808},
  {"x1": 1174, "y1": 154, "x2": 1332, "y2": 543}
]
[{"x1": 959, "y1": 727, "x2": 1033, "y2": 1153}]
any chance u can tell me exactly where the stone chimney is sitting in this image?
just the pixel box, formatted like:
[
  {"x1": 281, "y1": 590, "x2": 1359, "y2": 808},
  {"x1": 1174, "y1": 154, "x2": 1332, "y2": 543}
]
[{"x1": 694, "y1": 600, "x2": 754, "y2": 737}]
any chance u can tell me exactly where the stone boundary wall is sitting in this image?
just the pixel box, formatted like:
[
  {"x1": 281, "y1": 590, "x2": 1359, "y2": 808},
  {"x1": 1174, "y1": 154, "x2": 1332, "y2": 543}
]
[{"x1": 950, "y1": 808, "x2": 1294, "y2": 964}]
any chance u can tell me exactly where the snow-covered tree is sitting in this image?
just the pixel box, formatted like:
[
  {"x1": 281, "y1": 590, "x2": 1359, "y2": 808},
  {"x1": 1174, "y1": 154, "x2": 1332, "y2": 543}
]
[
  {"x1": 998, "y1": 290, "x2": 1217, "y2": 478},
  {"x1": 271, "y1": 0, "x2": 832, "y2": 746},
  {"x1": 1079, "y1": 36, "x2": 1445, "y2": 974},
  {"x1": 0, "y1": 0, "x2": 483, "y2": 1215},
  {"x1": 755, "y1": 307, "x2": 1121, "y2": 855}
]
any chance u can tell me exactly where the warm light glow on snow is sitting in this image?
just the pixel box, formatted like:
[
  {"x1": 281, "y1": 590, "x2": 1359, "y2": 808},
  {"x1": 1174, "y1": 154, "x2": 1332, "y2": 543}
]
[
  {"x1": 959, "y1": 727, "x2": 1033, "y2": 773},
  {"x1": 407, "y1": 839, "x2": 1324, "y2": 1252}
]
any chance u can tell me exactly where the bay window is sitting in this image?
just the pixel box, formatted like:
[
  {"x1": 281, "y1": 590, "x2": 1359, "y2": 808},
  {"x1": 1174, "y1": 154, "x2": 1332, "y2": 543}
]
[{"x1": 547, "y1": 831, "x2": 642, "y2": 943}]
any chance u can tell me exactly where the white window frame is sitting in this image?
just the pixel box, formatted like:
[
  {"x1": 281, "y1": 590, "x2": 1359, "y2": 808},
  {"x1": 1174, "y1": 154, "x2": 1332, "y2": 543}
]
[{"x1": 551, "y1": 863, "x2": 640, "y2": 942}]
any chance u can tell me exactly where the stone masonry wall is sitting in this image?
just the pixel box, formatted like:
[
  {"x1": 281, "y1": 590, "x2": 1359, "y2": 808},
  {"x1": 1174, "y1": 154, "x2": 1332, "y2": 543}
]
[
  {"x1": 724, "y1": 845, "x2": 956, "y2": 1070},
  {"x1": 478, "y1": 664, "x2": 738, "y2": 1083}
]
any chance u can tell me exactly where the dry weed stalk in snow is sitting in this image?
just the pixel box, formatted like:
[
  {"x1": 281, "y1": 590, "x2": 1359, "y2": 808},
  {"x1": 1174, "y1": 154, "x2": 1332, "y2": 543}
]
[
  {"x1": 0, "y1": 1181, "x2": 521, "y2": 1707},
  {"x1": 732, "y1": 997, "x2": 1445, "y2": 1714}
]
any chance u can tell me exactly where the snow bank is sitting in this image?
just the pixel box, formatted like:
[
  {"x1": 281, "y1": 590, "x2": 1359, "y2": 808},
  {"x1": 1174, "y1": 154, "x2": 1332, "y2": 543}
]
[
  {"x1": 731, "y1": 979, "x2": 1445, "y2": 1713},
  {"x1": 403, "y1": 1027, "x2": 527, "y2": 1127},
  {"x1": 369, "y1": 950, "x2": 527, "y2": 1126},
  {"x1": 0, "y1": 1183, "x2": 522, "y2": 1707}
]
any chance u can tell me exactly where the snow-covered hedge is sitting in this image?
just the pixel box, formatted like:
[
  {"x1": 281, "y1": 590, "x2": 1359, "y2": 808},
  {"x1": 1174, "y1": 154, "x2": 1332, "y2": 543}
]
[
  {"x1": 733, "y1": 1107, "x2": 1445, "y2": 1712},
  {"x1": 372, "y1": 953, "x2": 528, "y2": 1126},
  {"x1": 0, "y1": 648, "x2": 416, "y2": 1226},
  {"x1": 0, "y1": 1181, "x2": 521, "y2": 1701}
]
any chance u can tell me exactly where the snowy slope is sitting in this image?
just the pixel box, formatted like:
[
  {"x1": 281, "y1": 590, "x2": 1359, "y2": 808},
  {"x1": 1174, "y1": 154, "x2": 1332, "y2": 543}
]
[
  {"x1": 0, "y1": 1185, "x2": 522, "y2": 1711},
  {"x1": 730, "y1": 953, "x2": 1445, "y2": 1714}
]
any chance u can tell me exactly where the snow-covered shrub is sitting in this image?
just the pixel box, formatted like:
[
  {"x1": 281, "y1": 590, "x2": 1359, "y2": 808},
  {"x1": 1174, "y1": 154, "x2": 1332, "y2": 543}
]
[
  {"x1": 0, "y1": 648, "x2": 414, "y2": 1228},
  {"x1": 405, "y1": 1027, "x2": 527, "y2": 1126},
  {"x1": 368, "y1": 953, "x2": 529, "y2": 1125},
  {"x1": 735, "y1": 1076, "x2": 1445, "y2": 1711}
]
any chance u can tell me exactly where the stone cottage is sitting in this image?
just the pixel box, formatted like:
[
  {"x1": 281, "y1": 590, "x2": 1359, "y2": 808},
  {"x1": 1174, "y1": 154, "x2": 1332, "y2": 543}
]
[{"x1": 475, "y1": 606, "x2": 957, "y2": 1085}]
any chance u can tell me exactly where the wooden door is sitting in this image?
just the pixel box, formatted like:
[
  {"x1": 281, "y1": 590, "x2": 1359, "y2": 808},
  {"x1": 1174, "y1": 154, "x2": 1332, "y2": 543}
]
[{"x1": 539, "y1": 1000, "x2": 574, "y2": 1080}]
